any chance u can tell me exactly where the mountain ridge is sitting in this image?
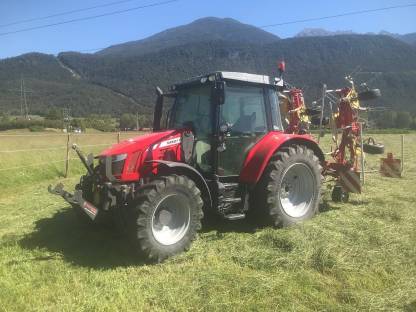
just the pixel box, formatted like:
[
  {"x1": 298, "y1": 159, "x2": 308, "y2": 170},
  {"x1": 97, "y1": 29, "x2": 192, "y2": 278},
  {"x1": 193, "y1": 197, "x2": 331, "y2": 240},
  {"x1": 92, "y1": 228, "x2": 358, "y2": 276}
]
[
  {"x1": 96, "y1": 17, "x2": 280, "y2": 57},
  {"x1": 295, "y1": 28, "x2": 416, "y2": 47},
  {"x1": 1, "y1": 18, "x2": 416, "y2": 118}
]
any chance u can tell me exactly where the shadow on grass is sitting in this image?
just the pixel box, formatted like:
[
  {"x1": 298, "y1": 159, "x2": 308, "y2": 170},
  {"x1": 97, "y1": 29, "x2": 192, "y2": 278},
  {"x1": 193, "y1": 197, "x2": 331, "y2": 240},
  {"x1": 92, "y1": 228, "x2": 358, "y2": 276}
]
[
  {"x1": 201, "y1": 215, "x2": 256, "y2": 235},
  {"x1": 19, "y1": 200, "x2": 347, "y2": 268},
  {"x1": 19, "y1": 208, "x2": 146, "y2": 269},
  {"x1": 319, "y1": 200, "x2": 341, "y2": 213},
  {"x1": 202, "y1": 200, "x2": 341, "y2": 235},
  {"x1": 404, "y1": 300, "x2": 416, "y2": 312}
]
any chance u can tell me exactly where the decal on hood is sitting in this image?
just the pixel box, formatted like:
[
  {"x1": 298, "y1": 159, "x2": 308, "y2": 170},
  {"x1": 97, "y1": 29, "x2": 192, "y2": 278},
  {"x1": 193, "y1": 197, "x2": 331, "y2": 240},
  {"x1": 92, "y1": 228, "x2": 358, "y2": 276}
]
[{"x1": 159, "y1": 137, "x2": 181, "y2": 148}]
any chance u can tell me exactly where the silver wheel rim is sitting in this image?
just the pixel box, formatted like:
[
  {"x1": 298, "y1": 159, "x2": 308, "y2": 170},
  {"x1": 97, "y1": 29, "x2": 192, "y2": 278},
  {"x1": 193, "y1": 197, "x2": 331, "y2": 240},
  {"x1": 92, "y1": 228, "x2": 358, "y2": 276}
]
[
  {"x1": 151, "y1": 194, "x2": 191, "y2": 246},
  {"x1": 279, "y1": 163, "x2": 316, "y2": 218}
]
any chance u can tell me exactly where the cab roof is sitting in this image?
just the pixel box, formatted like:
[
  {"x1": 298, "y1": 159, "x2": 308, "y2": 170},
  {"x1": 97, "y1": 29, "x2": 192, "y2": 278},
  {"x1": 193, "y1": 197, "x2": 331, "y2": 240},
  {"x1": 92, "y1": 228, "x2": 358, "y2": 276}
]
[{"x1": 173, "y1": 71, "x2": 274, "y2": 89}]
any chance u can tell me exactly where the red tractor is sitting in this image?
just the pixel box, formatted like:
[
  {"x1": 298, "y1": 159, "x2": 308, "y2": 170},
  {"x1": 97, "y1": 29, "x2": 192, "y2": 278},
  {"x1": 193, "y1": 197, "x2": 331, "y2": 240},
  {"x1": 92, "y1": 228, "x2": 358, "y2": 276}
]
[{"x1": 49, "y1": 71, "x2": 325, "y2": 262}]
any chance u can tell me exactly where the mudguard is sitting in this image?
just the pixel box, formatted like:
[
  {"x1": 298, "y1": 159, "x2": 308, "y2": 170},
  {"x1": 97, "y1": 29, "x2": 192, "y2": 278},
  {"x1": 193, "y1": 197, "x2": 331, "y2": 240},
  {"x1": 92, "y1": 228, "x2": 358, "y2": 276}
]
[
  {"x1": 239, "y1": 132, "x2": 324, "y2": 185},
  {"x1": 146, "y1": 160, "x2": 213, "y2": 209}
]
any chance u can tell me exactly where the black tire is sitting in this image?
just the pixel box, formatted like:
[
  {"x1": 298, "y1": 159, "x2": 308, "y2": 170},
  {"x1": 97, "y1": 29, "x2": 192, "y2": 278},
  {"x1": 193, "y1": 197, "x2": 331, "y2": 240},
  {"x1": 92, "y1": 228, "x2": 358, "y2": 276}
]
[
  {"x1": 128, "y1": 175, "x2": 203, "y2": 262},
  {"x1": 331, "y1": 185, "x2": 349, "y2": 203},
  {"x1": 363, "y1": 137, "x2": 384, "y2": 155},
  {"x1": 254, "y1": 145, "x2": 322, "y2": 227}
]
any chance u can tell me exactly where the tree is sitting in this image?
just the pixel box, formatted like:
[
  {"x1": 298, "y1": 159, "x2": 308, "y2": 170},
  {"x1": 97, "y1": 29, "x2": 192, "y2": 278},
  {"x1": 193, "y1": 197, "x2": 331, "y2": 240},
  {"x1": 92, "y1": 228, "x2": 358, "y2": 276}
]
[
  {"x1": 46, "y1": 108, "x2": 62, "y2": 120},
  {"x1": 410, "y1": 116, "x2": 416, "y2": 129},
  {"x1": 84, "y1": 114, "x2": 116, "y2": 132},
  {"x1": 395, "y1": 111, "x2": 412, "y2": 129},
  {"x1": 376, "y1": 111, "x2": 397, "y2": 128},
  {"x1": 71, "y1": 118, "x2": 86, "y2": 131},
  {"x1": 0, "y1": 112, "x2": 10, "y2": 122},
  {"x1": 119, "y1": 113, "x2": 137, "y2": 130}
]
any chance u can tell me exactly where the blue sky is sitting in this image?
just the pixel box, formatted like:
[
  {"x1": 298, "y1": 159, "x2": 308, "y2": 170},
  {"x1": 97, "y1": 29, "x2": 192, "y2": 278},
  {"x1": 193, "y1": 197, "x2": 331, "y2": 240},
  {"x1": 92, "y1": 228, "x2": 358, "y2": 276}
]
[{"x1": 0, "y1": 0, "x2": 415, "y2": 59}]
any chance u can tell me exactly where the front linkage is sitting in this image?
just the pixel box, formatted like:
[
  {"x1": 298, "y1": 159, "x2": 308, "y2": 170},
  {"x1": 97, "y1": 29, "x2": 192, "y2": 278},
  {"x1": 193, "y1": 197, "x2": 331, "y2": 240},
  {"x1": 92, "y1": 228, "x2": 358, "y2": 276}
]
[
  {"x1": 48, "y1": 144, "x2": 128, "y2": 222},
  {"x1": 48, "y1": 183, "x2": 99, "y2": 220}
]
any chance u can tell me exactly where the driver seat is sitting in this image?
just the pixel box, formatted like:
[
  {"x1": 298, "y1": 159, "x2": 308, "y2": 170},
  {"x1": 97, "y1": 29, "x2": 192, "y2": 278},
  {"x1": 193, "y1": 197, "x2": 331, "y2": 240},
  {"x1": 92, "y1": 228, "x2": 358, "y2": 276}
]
[{"x1": 232, "y1": 112, "x2": 256, "y2": 133}]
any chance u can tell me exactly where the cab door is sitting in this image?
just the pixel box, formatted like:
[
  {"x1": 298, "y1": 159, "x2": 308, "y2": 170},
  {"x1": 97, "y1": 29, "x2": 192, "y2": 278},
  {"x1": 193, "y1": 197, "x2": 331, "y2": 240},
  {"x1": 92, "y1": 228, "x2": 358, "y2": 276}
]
[{"x1": 217, "y1": 84, "x2": 269, "y2": 176}]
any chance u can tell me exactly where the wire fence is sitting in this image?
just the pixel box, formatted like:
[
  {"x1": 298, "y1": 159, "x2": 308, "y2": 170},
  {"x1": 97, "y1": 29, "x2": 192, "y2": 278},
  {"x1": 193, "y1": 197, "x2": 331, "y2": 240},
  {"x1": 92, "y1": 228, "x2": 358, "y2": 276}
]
[{"x1": 0, "y1": 131, "x2": 142, "y2": 176}]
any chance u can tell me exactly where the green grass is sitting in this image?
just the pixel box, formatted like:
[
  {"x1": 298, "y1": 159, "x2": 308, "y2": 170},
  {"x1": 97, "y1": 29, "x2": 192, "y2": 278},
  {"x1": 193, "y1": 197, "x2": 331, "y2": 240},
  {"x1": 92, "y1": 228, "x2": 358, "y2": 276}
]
[
  {"x1": 0, "y1": 131, "x2": 143, "y2": 189},
  {"x1": 0, "y1": 133, "x2": 415, "y2": 311}
]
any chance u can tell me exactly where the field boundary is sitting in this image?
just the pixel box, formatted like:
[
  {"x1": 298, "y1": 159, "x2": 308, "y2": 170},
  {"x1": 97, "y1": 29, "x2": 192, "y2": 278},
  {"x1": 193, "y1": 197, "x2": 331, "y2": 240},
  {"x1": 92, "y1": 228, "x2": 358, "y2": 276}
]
[{"x1": 0, "y1": 132, "x2": 139, "y2": 177}]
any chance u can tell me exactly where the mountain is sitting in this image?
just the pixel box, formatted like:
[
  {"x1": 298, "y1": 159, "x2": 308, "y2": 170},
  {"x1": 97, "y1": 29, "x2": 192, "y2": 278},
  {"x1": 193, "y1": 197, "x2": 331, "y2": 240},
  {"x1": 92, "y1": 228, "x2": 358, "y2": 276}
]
[
  {"x1": 1, "y1": 17, "x2": 416, "y2": 119},
  {"x1": 58, "y1": 34, "x2": 416, "y2": 113},
  {"x1": 97, "y1": 17, "x2": 280, "y2": 57},
  {"x1": 0, "y1": 53, "x2": 137, "y2": 116},
  {"x1": 296, "y1": 28, "x2": 355, "y2": 37},
  {"x1": 379, "y1": 31, "x2": 416, "y2": 47},
  {"x1": 400, "y1": 33, "x2": 416, "y2": 46},
  {"x1": 296, "y1": 28, "x2": 416, "y2": 48}
]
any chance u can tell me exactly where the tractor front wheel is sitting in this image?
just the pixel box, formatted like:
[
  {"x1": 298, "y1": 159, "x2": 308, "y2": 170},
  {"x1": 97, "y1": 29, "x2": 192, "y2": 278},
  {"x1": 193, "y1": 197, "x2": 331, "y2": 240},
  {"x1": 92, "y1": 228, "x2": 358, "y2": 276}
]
[
  {"x1": 128, "y1": 175, "x2": 203, "y2": 262},
  {"x1": 255, "y1": 146, "x2": 322, "y2": 227}
]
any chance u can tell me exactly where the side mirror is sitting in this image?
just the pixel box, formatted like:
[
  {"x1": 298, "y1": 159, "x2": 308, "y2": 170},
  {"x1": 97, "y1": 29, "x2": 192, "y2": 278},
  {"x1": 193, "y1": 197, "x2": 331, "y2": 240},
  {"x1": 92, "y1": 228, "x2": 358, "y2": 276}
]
[
  {"x1": 214, "y1": 81, "x2": 226, "y2": 105},
  {"x1": 219, "y1": 123, "x2": 231, "y2": 135}
]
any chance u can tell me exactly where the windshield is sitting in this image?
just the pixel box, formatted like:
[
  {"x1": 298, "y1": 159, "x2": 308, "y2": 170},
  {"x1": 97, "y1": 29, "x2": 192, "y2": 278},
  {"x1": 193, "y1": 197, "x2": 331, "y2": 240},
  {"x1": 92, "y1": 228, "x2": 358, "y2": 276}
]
[
  {"x1": 171, "y1": 85, "x2": 212, "y2": 139},
  {"x1": 220, "y1": 84, "x2": 268, "y2": 135}
]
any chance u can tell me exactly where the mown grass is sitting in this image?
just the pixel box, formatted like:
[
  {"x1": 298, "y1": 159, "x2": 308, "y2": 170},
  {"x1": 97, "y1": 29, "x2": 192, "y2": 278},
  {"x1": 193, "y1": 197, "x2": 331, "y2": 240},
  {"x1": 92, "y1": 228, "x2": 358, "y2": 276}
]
[
  {"x1": 0, "y1": 131, "x2": 142, "y2": 189},
  {"x1": 0, "y1": 132, "x2": 415, "y2": 311}
]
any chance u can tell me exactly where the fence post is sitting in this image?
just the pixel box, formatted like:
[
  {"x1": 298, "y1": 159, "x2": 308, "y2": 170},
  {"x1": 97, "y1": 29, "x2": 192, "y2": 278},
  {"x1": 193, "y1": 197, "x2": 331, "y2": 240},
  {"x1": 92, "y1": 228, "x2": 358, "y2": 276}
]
[
  {"x1": 401, "y1": 135, "x2": 404, "y2": 174},
  {"x1": 359, "y1": 123, "x2": 365, "y2": 185},
  {"x1": 117, "y1": 132, "x2": 121, "y2": 143},
  {"x1": 65, "y1": 133, "x2": 70, "y2": 178}
]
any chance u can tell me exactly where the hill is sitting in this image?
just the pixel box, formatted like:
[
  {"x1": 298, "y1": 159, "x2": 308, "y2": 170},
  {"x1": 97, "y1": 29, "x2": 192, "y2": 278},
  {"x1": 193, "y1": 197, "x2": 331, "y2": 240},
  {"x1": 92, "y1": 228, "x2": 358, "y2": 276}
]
[
  {"x1": 398, "y1": 33, "x2": 416, "y2": 47},
  {"x1": 59, "y1": 34, "x2": 416, "y2": 112},
  {"x1": 296, "y1": 28, "x2": 416, "y2": 48},
  {"x1": 1, "y1": 18, "x2": 416, "y2": 118},
  {"x1": 0, "y1": 53, "x2": 143, "y2": 116},
  {"x1": 97, "y1": 17, "x2": 280, "y2": 57}
]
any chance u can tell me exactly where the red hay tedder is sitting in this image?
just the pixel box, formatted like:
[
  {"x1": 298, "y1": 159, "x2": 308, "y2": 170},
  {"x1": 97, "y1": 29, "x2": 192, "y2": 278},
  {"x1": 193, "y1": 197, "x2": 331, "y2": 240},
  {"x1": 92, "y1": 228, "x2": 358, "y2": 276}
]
[{"x1": 49, "y1": 63, "x2": 382, "y2": 262}]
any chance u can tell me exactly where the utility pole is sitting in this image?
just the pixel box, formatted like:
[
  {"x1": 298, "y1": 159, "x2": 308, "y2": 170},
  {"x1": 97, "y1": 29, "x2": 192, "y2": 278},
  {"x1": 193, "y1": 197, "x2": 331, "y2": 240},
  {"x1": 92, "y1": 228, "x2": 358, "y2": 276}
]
[
  {"x1": 8, "y1": 76, "x2": 33, "y2": 119},
  {"x1": 63, "y1": 108, "x2": 71, "y2": 132},
  {"x1": 22, "y1": 78, "x2": 29, "y2": 120},
  {"x1": 20, "y1": 78, "x2": 24, "y2": 117}
]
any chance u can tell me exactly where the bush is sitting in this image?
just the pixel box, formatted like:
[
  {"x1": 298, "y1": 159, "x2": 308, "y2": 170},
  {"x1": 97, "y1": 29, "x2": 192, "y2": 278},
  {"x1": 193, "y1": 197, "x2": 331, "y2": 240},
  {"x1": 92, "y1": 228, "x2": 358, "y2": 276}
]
[{"x1": 29, "y1": 125, "x2": 44, "y2": 132}]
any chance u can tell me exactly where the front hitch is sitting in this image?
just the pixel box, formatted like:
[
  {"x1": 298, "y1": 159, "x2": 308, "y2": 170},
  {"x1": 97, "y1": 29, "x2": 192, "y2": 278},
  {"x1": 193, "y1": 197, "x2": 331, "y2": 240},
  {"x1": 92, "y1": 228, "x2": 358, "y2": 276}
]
[
  {"x1": 48, "y1": 183, "x2": 99, "y2": 220},
  {"x1": 72, "y1": 144, "x2": 94, "y2": 176}
]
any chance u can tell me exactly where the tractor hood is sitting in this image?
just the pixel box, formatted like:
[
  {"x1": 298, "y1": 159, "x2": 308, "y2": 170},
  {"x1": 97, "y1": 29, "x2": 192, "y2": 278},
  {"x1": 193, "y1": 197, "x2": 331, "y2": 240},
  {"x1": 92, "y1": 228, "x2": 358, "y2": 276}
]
[{"x1": 100, "y1": 130, "x2": 178, "y2": 157}]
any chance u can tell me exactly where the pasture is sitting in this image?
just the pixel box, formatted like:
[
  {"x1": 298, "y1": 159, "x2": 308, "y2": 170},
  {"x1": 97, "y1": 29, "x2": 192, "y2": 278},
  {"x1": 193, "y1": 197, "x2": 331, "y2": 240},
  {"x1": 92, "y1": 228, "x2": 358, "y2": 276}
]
[{"x1": 0, "y1": 131, "x2": 415, "y2": 311}]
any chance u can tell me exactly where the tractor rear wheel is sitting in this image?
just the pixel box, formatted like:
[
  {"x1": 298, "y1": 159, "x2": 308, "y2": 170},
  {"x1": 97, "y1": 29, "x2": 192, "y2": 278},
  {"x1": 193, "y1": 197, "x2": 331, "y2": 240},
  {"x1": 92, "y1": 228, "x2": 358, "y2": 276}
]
[
  {"x1": 128, "y1": 175, "x2": 203, "y2": 262},
  {"x1": 255, "y1": 146, "x2": 322, "y2": 227}
]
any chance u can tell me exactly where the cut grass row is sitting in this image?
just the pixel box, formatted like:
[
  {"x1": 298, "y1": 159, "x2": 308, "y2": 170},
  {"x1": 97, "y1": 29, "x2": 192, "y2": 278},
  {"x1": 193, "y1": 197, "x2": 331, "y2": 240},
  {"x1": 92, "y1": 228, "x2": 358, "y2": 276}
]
[{"x1": 0, "y1": 133, "x2": 415, "y2": 311}]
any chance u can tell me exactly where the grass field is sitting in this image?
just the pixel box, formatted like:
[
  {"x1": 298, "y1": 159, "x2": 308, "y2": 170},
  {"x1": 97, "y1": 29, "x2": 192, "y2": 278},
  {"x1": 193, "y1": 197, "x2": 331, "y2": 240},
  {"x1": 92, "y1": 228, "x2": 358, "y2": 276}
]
[{"x1": 0, "y1": 132, "x2": 415, "y2": 311}]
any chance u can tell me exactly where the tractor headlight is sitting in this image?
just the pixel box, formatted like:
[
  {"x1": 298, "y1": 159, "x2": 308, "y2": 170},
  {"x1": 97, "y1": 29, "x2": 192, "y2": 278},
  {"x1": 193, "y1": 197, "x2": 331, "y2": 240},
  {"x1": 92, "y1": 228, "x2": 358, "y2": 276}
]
[{"x1": 111, "y1": 153, "x2": 127, "y2": 176}]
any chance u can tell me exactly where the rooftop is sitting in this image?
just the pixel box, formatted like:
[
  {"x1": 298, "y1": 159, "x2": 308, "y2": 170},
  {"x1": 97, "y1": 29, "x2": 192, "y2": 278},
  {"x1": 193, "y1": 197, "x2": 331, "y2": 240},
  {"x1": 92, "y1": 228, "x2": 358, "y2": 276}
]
[{"x1": 174, "y1": 71, "x2": 274, "y2": 88}]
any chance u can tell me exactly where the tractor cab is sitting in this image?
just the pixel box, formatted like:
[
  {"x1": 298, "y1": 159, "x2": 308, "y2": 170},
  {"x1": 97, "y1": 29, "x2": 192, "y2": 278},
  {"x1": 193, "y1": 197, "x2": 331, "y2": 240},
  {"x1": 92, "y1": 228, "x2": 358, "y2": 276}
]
[{"x1": 154, "y1": 72, "x2": 284, "y2": 177}]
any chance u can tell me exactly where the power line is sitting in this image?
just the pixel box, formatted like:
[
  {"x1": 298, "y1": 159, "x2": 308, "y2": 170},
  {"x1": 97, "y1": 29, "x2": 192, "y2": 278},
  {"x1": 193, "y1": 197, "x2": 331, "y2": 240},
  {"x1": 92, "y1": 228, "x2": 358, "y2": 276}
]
[
  {"x1": 0, "y1": 0, "x2": 144, "y2": 29},
  {"x1": 259, "y1": 3, "x2": 416, "y2": 28},
  {"x1": 0, "y1": 0, "x2": 180, "y2": 37},
  {"x1": 66, "y1": 3, "x2": 416, "y2": 54}
]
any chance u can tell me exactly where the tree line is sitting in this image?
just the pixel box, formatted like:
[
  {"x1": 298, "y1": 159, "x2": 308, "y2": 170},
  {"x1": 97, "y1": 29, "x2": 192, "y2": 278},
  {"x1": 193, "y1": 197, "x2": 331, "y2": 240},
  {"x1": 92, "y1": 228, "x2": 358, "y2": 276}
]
[
  {"x1": 370, "y1": 111, "x2": 416, "y2": 129},
  {"x1": 0, "y1": 110, "x2": 153, "y2": 132}
]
